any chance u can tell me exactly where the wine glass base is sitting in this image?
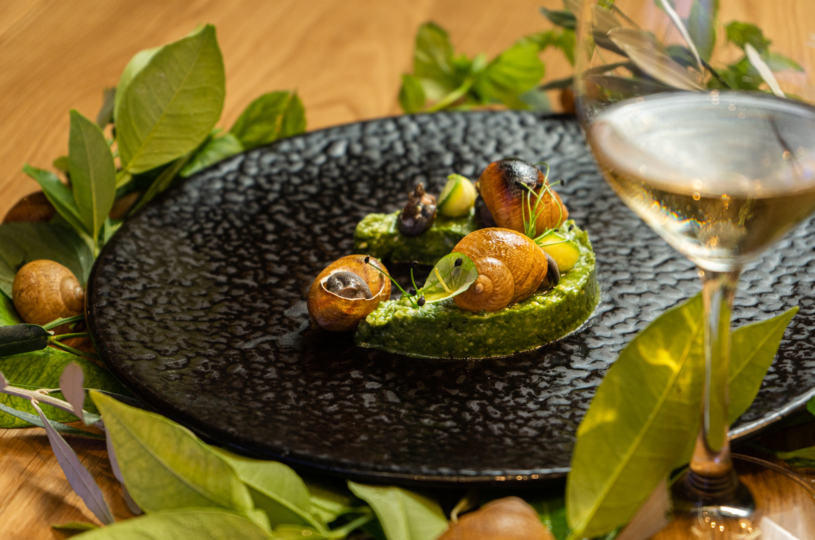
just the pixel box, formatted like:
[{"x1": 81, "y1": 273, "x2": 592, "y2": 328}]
[{"x1": 650, "y1": 455, "x2": 815, "y2": 539}]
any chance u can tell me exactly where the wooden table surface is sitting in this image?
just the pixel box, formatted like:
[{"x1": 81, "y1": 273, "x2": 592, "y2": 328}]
[{"x1": 1, "y1": 1, "x2": 815, "y2": 539}]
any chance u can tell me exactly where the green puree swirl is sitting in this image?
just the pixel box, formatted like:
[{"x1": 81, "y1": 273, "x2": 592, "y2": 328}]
[{"x1": 355, "y1": 223, "x2": 599, "y2": 359}]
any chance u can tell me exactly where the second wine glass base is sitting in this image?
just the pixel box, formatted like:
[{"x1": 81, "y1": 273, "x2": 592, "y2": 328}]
[{"x1": 671, "y1": 470, "x2": 756, "y2": 519}]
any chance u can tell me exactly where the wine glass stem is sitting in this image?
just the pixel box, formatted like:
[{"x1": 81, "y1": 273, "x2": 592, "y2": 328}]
[{"x1": 687, "y1": 267, "x2": 742, "y2": 497}]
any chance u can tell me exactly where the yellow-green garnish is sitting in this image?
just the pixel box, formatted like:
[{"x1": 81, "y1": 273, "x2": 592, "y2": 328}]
[{"x1": 437, "y1": 174, "x2": 476, "y2": 218}]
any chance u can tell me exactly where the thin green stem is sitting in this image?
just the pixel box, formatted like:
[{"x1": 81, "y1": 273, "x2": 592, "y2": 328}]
[
  {"x1": 51, "y1": 332, "x2": 91, "y2": 341},
  {"x1": 325, "y1": 511, "x2": 375, "y2": 538},
  {"x1": 365, "y1": 259, "x2": 419, "y2": 308},
  {"x1": 426, "y1": 78, "x2": 475, "y2": 113},
  {"x1": 49, "y1": 340, "x2": 99, "y2": 360},
  {"x1": 43, "y1": 314, "x2": 85, "y2": 331}
]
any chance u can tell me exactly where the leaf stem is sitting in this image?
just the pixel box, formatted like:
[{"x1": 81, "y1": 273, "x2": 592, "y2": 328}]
[
  {"x1": 365, "y1": 259, "x2": 419, "y2": 308},
  {"x1": 325, "y1": 510, "x2": 374, "y2": 538},
  {"x1": 49, "y1": 340, "x2": 99, "y2": 360},
  {"x1": 44, "y1": 315, "x2": 85, "y2": 331},
  {"x1": 51, "y1": 333, "x2": 91, "y2": 341}
]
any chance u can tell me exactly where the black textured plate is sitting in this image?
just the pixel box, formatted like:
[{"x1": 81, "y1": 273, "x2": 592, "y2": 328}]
[{"x1": 87, "y1": 112, "x2": 815, "y2": 485}]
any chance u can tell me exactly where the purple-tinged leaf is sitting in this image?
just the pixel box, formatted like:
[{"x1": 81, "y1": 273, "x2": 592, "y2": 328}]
[
  {"x1": 32, "y1": 400, "x2": 115, "y2": 525},
  {"x1": 60, "y1": 362, "x2": 86, "y2": 422}
]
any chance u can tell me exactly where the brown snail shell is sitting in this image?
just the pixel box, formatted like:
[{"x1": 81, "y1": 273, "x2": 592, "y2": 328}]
[
  {"x1": 438, "y1": 497, "x2": 554, "y2": 540},
  {"x1": 12, "y1": 260, "x2": 85, "y2": 326},
  {"x1": 453, "y1": 228, "x2": 548, "y2": 312},
  {"x1": 477, "y1": 158, "x2": 568, "y2": 235},
  {"x1": 307, "y1": 255, "x2": 391, "y2": 332}
]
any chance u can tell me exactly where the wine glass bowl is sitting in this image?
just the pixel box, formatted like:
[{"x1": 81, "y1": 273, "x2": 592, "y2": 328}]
[{"x1": 574, "y1": 0, "x2": 815, "y2": 537}]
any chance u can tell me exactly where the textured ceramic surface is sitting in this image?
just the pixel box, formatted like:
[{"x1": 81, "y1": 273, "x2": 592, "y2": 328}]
[{"x1": 87, "y1": 112, "x2": 815, "y2": 485}]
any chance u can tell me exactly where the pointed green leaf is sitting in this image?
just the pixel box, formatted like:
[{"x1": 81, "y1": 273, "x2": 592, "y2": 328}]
[
  {"x1": 279, "y1": 93, "x2": 306, "y2": 140},
  {"x1": 131, "y1": 152, "x2": 194, "y2": 214},
  {"x1": 348, "y1": 482, "x2": 447, "y2": 540},
  {"x1": 23, "y1": 164, "x2": 87, "y2": 237},
  {"x1": 0, "y1": 293, "x2": 22, "y2": 326},
  {"x1": 305, "y1": 479, "x2": 358, "y2": 525},
  {"x1": 413, "y1": 22, "x2": 456, "y2": 86},
  {"x1": 69, "y1": 110, "x2": 116, "y2": 241},
  {"x1": 96, "y1": 87, "x2": 117, "y2": 128},
  {"x1": 89, "y1": 391, "x2": 256, "y2": 517},
  {"x1": 212, "y1": 448, "x2": 322, "y2": 529},
  {"x1": 0, "y1": 402, "x2": 104, "y2": 439},
  {"x1": 116, "y1": 25, "x2": 225, "y2": 175},
  {"x1": 180, "y1": 134, "x2": 243, "y2": 177},
  {"x1": 230, "y1": 91, "x2": 305, "y2": 150},
  {"x1": 765, "y1": 52, "x2": 804, "y2": 73},
  {"x1": 399, "y1": 74, "x2": 426, "y2": 113},
  {"x1": 685, "y1": 0, "x2": 718, "y2": 62},
  {"x1": 566, "y1": 294, "x2": 705, "y2": 539},
  {"x1": 52, "y1": 521, "x2": 99, "y2": 535},
  {"x1": 0, "y1": 347, "x2": 128, "y2": 428},
  {"x1": 70, "y1": 508, "x2": 272, "y2": 540},
  {"x1": 419, "y1": 252, "x2": 478, "y2": 303},
  {"x1": 0, "y1": 222, "x2": 93, "y2": 297},
  {"x1": 540, "y1": 7, "x2": 576, "y2": 30},
  {"x1": 725, "y1": 21, "x2": 770, "y2": 53},
  {"x1": 114, "y1": 46, "x2": 161, "y2": 123}
]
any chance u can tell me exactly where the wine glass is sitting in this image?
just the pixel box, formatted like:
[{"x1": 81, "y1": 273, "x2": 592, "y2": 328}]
[{"x1": 574, "y1": 0, "x2": 815, "y2": 537}]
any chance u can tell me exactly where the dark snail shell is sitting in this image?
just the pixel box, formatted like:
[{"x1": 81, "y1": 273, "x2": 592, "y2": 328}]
[
  {"x1": 477, "y1": 158, "x2": 568, "y2": 234},
  {"x1": 307, "y1": 255, "x2": 391, "y2": 332},
  {"x1": 398, "y1": 184, "x2": 437, "y2": 236}
]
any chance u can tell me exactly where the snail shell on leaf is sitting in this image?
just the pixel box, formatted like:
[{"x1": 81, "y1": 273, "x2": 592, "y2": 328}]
[
  {"x1": 478, "y1": 158, "x2": 568, "y2": 235},
  {"x1": 307, "y1": 255, "x2": 391, "y2": 332},
  {"x1": 453, "y1": 228, "x2": 548, "y2": 312},
  {"x1": 12, "y1": 260, "x2": 85, "y2": 326}
]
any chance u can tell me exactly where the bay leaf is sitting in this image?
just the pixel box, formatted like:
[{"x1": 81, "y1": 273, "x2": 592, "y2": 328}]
[
  {"x1": 22, "y1": 164, "x2": 87, "y2": 237},
  {"x1": 347, "y1": 482, "x2": 447, "y2": 540},
  {"x1": 566, "y1": 294, "x2": 705, "y2": 539},
  {"x1": 212, "y1": 447, "x2": 323, "y2": 529},
  {"x1": 116, "y1": 25, "x2": 225, "y2": 175},
  {"x1": 71, "y1": 508, "x2": 272, "y2": 540},
  {"x1": 0, "y1": 347, "x2": 128, "y2": 428},
  {"x1": 69, "y1": 110, "x2": 117, "y2": 243},
  {"x1": 180, "y1": 133, "x2": 243, "y2": 178},
  {"x1": 89, "y1": 391, "x2": 257, "y2": 518}
]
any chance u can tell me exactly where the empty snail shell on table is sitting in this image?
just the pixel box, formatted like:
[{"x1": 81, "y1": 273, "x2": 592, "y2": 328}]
[
  {"x1": 477, "y1": 158, "x2": 568, "y2": 235},
  {"x1": 307, "y1": 255, "x2": 391, "y2": 332},
  {"x1": 452, "y1": 228, "x2": 548, "y2": 312}
]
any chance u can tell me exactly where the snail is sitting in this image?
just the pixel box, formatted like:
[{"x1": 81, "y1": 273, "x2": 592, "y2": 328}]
[
  {"x1": 438, "y1": 497, "x2": 554, "y2": 540},
  {"x1": 453, "y1": 228, "x2": 548, "y2": 312},
  {"x1": 398, "y1": 184, "x2": 436, "y2": 237},
  {"x1": 12, "y1": 260, "x2": 85, "y2": 326},
  {"x1": 307, "y1": 255, "x2": 391, "y2": 332},
  {"x1": 477, "y1": 158, "x2": 568, "y2": 235},
  {"x1": 3, "y1": 192, "x2": 56, "y2": 224}
]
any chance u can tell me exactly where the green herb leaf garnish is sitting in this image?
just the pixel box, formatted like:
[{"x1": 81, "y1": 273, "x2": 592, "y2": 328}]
[{"x1": 418, "y1": 252, "x2": 477, "y2": 304}]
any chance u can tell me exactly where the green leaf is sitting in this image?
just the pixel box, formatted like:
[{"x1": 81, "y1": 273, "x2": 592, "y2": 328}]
[
  {"x1": 116, "y1": 25, "x2": 225, "y2": 175},
  {"x1": 96, "y1": 87, "x2": 117, "y2": 128},
  {"x1": 22, "y1": 164, "x2": 87, "y2": 237},
  {"x1": 89, "y1": 391, "x2": 257, "y2": 518},
  {"x1": 180, "y1": 134, "x2": 244, "y2": 177},
  {"x1": 765, "y1": 52, "x2": 805, "y2": 73},
  {"x1": 566, "y1": 294, "x2": 705, "y2": 539},
  {"x1": 347, "y1": 482, "x2": 447, "y2": 540},
  {"x1": 212, "y1": 448, "x2": 323, "y2": 529},
  {"x1": 540, "y1": 7, "x2": 576, "y2": 30},
  {"x1": 0, "y1": 293, "x2": 22, "y2": 326},
  {"x1": 685, "y1": 0, "x2": 718, "y2": 62},
  {"x1": 419, "y1": 252, "x2": 478, "y2": 304},
  {"x1": 728, "y1": 306, "x2": 798, "y2": 424},
  {"x1": 413, "y1": 22, "x2": 456, "y2": 87},
  {"x1": 274, "y1": 525, "x2": 328, "y2": 539},
  {"x1": 399, "y1": 74, "x2": 426, "y2": 114},
  {"x1": 305, "y1": 478, "x2": 358, "y2": 525},
  {"x1": 526, "y1": 496, "x2": 569, "y2": 540},
  {"x1": 0, "y1": 347, "x2": 128, "y2": 428},
  {"x1": 0, "y1": 402, "x2": 104, "y2": 439},
  {"x1": 475, "y1": 41, "x2": 545, "y2": 108},
  {"x1": 53, "y1": 156, "x2": 70, "y2": 173},
  {"x1": 114, "y1": 46, "x2": 161, "y2": 123},
  {"x1": 229, "y1": 91, "x2": 305, "y2": 150},
  {"x1": 718, "y1": 58, "x2": 763, "y2": 91},
  {"x1": 0, "y1": 324, "x2": 49, "y2": 357},
  {"x1": 69, "y1": 110, "x2": 116, "y2": 242},
  {"x1": 131, "y1": 151, "x2": 195, "y2": 214},
  {"x1": 0, "y1": 222, "x2": 93, "y2": 297},
  {"x1": 70, "y1": 508, "x2": 272, "y2": 540},
  {"x1": 53, "y1": 521, "x2": 99, "y2": 533},
  {"x1": 725, "y1": 21, "x2": 770, "y2": 53}
]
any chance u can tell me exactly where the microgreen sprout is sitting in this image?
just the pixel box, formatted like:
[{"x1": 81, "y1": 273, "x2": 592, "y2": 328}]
[
  {"x1": 409, "y1": 261, "x2": 420, "y2": 294},
  {"x1": 520, "y1": 162, "x2": 567, "y2": 251},
  {"x1": 364, "y1": 257, "x2": 421, "y2": 308}
]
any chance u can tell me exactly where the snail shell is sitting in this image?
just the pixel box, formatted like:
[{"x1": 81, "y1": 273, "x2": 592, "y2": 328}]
[
  {"x1": 12, "y1": 260, "x2": 85, "y2": 326},
  {"x1": 453, "y1": 228, "x2": 548, "y2": 312},
  {"x1": 438, "y1": 497, "x2": 554, "y2": 540},
  {"x1": 307, "y1": 255, "x2": 391, "y2": 332},
  {"x1": 478, "y1": 158, "x2": 568, "y2": 235}
]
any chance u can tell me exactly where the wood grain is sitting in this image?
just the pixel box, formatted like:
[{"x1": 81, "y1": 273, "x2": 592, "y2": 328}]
[{"x1": 0, "y1": 1, "x2": 814, "y2": 539}]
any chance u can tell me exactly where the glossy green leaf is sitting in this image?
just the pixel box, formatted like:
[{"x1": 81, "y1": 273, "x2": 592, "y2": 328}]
[
  {"x1": 399, "y1": 74, "x2": 426, "y2": 114},
  {"x1": 212, "y1": 448, "x2": 322, "y2": 529},
  {"x1": 0, "y1": 324, "x2": 49, "y2": 357},
  {"x1": 69, "y1": 110, "x2": 116, "y2": 242},
  {"x1": 53, "y1": 156, "x2": 70, "y2": 173},
  {"x1": 0, "y1": 402, "x2": 103, "y2": 439},
  {"x1": 113, "y1": 46, "x2": 161, "y2": 123},
  {"x1": 540, "y1": 7, "x2": 576, "y2": 30},
  {"x1": 0, "y1": 222, "x2": 93, "y2": 297},
  {"x1": 131, "y1": 152, "x2": 195, "y2": 215},
  {"x1": 0, "y1": 347, "x2": 128, "y2": 428},
  {"x1": 728, "y1": 307, "x2": 798, "y2": 424},
  {"x1": 22, "y1": 164, "x2": 87, "y2": 237},
  {"x1": 726, "y1": 21, "x2": 770, "y2": 53},
  {"x1": 413, "y1": 22, "x2": 456, "y2": 88},
  {"x1": 229, "y1": 91, "x2": 305, "y2": 150},
  {"x1": 96, "y1": 87, "x2": 117, "y2": 128},
  {"x1": 305, "y1": 478, "x2": 358, "y2": 525},
  {"x1": 566, "y1": 294, "x2": 705, "y2": 539},
  {"x1": 476, "y1": 41, "x2": 545, "y2": 108},
  {"x1": 180, "y1": 134, "x2": 243, "y2": 178},
  {"x1": 0, "y1": 293, "x2": 22, "y2": 326},
  {"x1": 116, "y1": 25, "x2": 225, "y2": 175},
  {"x1": 89, "y1": 391, "x2": 257, "y2": 518},
  {"x1": 71, "y1": 508, "x2": 272, "y2": 540},
  {"x1": 685, "y1": 0, "x2": 718, "y2": 62},
  {"x1": 347, "y1": 482, "x2": 447, "y2": 540},
  {"x1": 419, "y1": 252, "x2": 477, "y2": 304}
]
